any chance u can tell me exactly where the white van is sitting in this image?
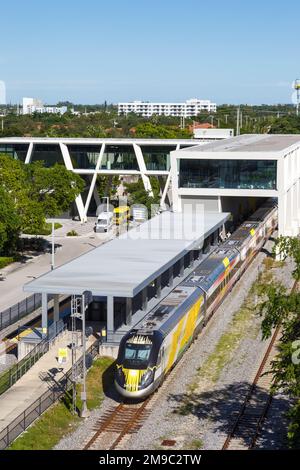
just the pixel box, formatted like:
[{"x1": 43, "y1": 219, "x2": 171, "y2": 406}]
[{"x1": 95, "y1": 212, "x2": 113, "y2": 233}]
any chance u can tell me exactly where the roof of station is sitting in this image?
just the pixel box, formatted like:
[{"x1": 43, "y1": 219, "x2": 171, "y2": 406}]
[
  {"x1": 0, "y1": 137, "x2": 200, "y2": 146},
  {"x1": 177, "y1": 134, "x2": 300, "y2": 155},
  {"x1": 23, "y1": 211, "x2": 229, "y2": 298}
]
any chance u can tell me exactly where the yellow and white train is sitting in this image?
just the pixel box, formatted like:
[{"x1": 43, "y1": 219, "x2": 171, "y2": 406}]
[{"x1": 114, "y1": 199, "x2": 278, "y2": 399}]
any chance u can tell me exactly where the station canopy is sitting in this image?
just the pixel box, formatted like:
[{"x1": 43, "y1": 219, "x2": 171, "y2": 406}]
[{"x1": 24, "y1": 211, "x2": 229, "y2": 298}]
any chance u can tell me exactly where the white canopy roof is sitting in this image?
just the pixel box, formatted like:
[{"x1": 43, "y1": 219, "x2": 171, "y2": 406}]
[{"x1": 24, "y1": 211, "x2": 229, "y2": 298}]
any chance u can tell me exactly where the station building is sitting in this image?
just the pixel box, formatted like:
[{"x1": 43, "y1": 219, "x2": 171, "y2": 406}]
[
  {"x1": 0, "y1": 137, "x2": 204, "y2": 222},
  {"x1": 171, "y1": 134, "x2": 300, "y2": 236}
]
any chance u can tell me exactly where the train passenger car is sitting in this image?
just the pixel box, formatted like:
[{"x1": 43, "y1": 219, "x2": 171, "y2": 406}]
[
  {"x1": 115, "y1": 285, "x2": 205, "y2": 398},
  {"x1": 222, "y1": 199, "x2": 278, "y2": 270},
  {"x1": 182, "y1": 247, "x2": 240, "y2": 319},
  {"x1": 247, "y1": 199, "x2": 277, "y2": 238}
]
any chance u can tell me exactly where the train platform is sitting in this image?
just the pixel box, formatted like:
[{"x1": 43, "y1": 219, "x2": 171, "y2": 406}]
[{"x1": 0, "y1": 330, "x2": 97, "y2": 435}]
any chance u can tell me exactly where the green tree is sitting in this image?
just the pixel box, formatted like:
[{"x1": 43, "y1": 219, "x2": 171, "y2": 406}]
[
  {"x1": 0, "y1": 187, "x2": 20, "y2": 255},
  {"x1": 124, "y1": 177, "x2": 160, "y2": 214},
  {"x1": 26, "y1": 162, "x2": 84, "y2": 217},
  {"x1": 134, "y1": 123, "x2": 192, "y2": 139},
  {"x1": 258, "y1": 236, "x2": 300, "y2": 447},
  {"x1": 0, "y1": 154, "x2": 84, "y2": 253}
]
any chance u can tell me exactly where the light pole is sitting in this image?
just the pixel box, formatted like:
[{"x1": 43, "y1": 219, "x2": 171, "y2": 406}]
[{"x1": 51, "y1": 221, "x2": 55, "y2": 270}]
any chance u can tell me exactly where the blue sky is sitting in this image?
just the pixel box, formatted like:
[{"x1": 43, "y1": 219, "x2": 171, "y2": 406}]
[{"x1": 0, "y1": 0, "x2": 299, "y2": 104}]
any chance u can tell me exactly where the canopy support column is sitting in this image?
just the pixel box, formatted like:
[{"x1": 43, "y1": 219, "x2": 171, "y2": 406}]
[
  {"x1": 53, "y1": 294, "x2": 59, "y2": 324},
  {"x1": 107, "y1": 296, "x2": 114, "y2": 339},
  {"x1": 125, "y1": 298, "x2": 132, "y2": 326},
  {"x1": 41, "y1": 293, "x2": 48, "y2": 337},
  {"x1": 155, "y1": 275, "x2": 162, "y2": 299}
]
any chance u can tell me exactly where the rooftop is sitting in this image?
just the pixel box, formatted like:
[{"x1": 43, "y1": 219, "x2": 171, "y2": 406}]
[
  {"x1": 0, "y1": 137, "x2": 199, "y2": 146},
  {"x1": 181, "y1": 134, "x2": 300, "y2": 154},
  {"x1": 23, "y1": 211, "x2": 229, "y2": 298}
]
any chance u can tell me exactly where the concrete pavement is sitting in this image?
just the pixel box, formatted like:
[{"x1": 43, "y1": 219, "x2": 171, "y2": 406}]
[{"x1": 0, "y1": 220, "x2": 111, "y2": 313}]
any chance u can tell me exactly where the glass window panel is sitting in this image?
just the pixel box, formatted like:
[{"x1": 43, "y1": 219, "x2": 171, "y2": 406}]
[
  {"x1": 101, "y1": 145, "x2": 138, "y2": 170},
  {"x1": 179, "y1": 159, "x2": 277, "y2": 190},
  {"x1": 0, "y1": 144, "x2": 29, "y2": 162},
  {"x1": 68, "y1": 145, "x2": 101, "y2": 169},
  {"x1": 30, "y1": 144, "x2": 64, "y2": 166},
  {"x1": 142, "y1": 146, "x2": 174, "y2": 171}
]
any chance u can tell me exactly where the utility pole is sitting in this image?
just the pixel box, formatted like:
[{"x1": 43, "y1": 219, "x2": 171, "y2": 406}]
[
  {"x1": 71, "y1": 290, "x2": 93, "y2": 418},
  {"x1": 236, "y1": 106, "x2": 240, "y2": 136},
  {"x1": 80, "y1": 291, "x2": 90, "y2": 418},
  {"x1": 225, "y1": 114, "x2": 229, "y2": 125}
]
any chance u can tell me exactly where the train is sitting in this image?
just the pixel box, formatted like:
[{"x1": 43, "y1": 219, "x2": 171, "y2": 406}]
[{"x1": 114, "y1": 199, "x2": 278, "y2": 399}]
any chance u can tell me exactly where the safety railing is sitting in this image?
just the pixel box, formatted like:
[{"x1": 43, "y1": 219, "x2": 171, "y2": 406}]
[
  {"x1": 0, "y1": 293, "x2": 54, "y2": 332},
  {"x1": 0, "y1": 340, "x2": 100, "y2": 450},
  {"x1": 0, "y1": 320, "x2": 66, "y2": 396}
]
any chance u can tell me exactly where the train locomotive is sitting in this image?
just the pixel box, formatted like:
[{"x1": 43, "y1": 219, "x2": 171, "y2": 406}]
[{"x1": 115, "y1": 199, "x2": 278, "y2": 399}]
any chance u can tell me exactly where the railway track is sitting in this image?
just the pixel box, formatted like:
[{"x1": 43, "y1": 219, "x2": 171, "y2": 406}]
[
  {"x1": 83, "y1": 399, "x2": 151, "y2": 450},
  {"x1": 222, "y1": 282, "x2": 297, "y2": 450}
]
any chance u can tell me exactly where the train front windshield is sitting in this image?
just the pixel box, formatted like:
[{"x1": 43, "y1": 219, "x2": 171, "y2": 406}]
[{"x1": 124, "y1": 343, "x2": 151, "y2": 367}]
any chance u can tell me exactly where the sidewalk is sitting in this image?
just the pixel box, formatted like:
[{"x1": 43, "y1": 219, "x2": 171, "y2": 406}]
[{"x1": 0, "y1": 330, "x2": 97, "y2": 433}]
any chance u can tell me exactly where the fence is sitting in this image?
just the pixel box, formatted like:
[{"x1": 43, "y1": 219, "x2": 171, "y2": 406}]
[
  {"x1": 0, "y1": 340, "x2": 100, "y2": 450},
  {"x1": 0, "y1": 320, "x2": 66, "y2": 397},
  {"x1": 0, "y1": 293, "x2": 49, "y2": 332}
]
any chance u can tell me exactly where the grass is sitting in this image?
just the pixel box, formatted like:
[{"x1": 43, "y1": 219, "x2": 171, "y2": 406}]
[
  {"x1": 8, "y1": 356, "x2": 114, "y2": 450},
  {"x1": 0, "y1": 256, "x2": 15, "y2": 269},
  {"x1": 23, "y1": 222, "x2": 62, "y2": 236},
  {"x1": 186, "y1": 439, "x2": 203, "y2": 450},
  {"x1": 177, "y1": 255, "x2": 282, "y2": 415}
]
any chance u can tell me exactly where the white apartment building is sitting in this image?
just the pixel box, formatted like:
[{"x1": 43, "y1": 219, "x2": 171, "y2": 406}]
[
  {"x1": 22, "y1": 97, "x2": 67, "y2": 115},
  {"x1": 118, "y1": 98, "x2": 217, "y2": 117}
]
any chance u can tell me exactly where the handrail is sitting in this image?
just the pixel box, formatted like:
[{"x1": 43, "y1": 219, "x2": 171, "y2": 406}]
[{"x1": 0, "y1": 320, "x2": 66, "y2": 396}]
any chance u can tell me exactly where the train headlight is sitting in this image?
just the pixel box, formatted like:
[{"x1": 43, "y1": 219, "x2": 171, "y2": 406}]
[{"x1": 140, "y1": 370, "x2": 154, "y2": 388}]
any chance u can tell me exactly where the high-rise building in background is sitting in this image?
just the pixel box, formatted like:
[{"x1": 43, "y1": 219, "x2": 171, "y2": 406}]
[
  {"x1": 0, "y1": 81, "x2": 6, "y2": 105},
  {"x1": 118, "y1": 98, "x2": 217, "y2": 117},
  {"x1": 22, "y1": 97, "x2": 67, "y2": 115}
]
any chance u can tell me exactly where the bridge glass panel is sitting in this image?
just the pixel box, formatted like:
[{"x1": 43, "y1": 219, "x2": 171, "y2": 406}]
[
  {"x1": 141, "y1": 145, "x2": 174, "y2": 171},
  {"x1": 68, "y1": 145, "x2": 101, "y2": 169},
  {"x1": 0, "y1": 144, "x2": 29, "y2": 162},
  {"x1": 101, "y1": 145, "x2": 138, "y2": 170},
  {"x1": 30, "y1": 144, "x2": 64, "y2": 166},
  {"x1": 179, "y1": 159, "x2": 277, "y2": 190}
]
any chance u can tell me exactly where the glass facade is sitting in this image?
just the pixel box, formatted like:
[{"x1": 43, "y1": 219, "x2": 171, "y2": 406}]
[
  {"x1": 68, "y1": 145, "x2": 101, "y2": 169},
  {"x1": 30, "y1": 144, "x2": 64, "y2": 166},
  {"x1": 179, "y1": 159, "x2": 277, "y2": 190},
  {"x1": 142, "y1": 145, "x2": 175, "y2": 171},
  {"x1": 0, "y1": 144, "x2": 29, "y2": 162},
  {"x1": 101, "y1": 145, "x2": 139, "y2": 170}
]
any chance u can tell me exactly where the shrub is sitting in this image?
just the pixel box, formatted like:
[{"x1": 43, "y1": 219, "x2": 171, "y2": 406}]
[{"x1": 67, "y1": 230, "x2": 78, "y2": 237}]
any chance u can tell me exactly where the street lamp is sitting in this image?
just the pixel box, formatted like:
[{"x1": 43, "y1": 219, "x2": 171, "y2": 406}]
[{"x1": 51, "y1": 221, "x2": 55, "y2": 270}]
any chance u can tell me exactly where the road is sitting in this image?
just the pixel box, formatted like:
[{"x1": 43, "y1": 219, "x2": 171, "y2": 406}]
[{"x1": 0, "y1": 225, "x2": 110, "y2": 312}]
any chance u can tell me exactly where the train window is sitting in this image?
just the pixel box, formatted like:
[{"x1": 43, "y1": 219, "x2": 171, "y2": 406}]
[{"x1": 125, "y1": 343, "x2": 152, "y2": 362}]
